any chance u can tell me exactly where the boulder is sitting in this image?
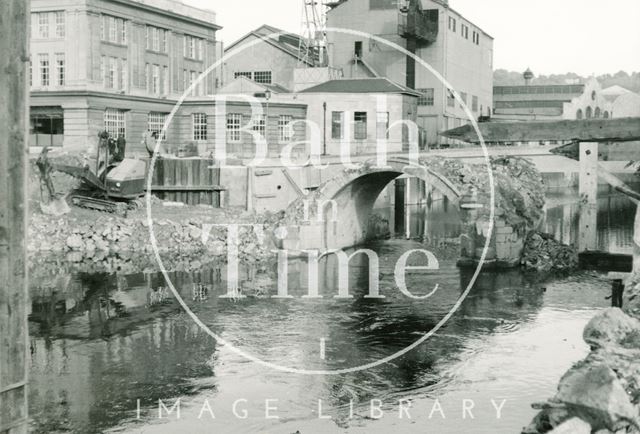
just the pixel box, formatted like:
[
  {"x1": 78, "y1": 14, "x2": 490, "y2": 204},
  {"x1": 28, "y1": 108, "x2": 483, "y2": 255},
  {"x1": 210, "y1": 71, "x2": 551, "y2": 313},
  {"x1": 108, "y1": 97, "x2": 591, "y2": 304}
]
[
  {"x1": 583, "y1": 308, "x2": 640, "y2": 350},
  {"x1": 65, "y1": 234, "x2": 83, "y2": 250},
  {"x1": 555, "y1": 364, "x2": 636, "y2": 432},
  {"x1": 548, "y1": 417, "x2": 591, "y2": 434}
]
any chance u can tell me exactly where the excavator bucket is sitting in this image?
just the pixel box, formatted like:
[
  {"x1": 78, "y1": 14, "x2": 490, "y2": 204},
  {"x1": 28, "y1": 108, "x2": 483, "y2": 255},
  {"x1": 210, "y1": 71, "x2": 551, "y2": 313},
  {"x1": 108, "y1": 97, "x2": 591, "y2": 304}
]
[{"x1": 40, "y1": 196, "x2": 71, "y2": 216}]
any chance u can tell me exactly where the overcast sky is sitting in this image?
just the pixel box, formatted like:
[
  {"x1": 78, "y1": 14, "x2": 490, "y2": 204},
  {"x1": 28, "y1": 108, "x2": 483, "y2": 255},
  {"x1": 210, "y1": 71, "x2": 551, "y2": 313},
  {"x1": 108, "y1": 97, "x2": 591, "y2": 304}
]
[{"x1": 185, "y1": 0, "x2": 640, "y2": 76}]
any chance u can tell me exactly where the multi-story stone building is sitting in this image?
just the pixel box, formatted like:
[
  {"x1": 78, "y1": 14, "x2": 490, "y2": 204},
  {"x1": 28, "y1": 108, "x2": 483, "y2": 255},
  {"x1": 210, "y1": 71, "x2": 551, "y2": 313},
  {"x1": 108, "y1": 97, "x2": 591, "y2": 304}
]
[
  {"x1": 29, "y1": 0, "x2": 223, "y2": 152},
  {"x1": 326, "y1": 0, "x2": 494, "y2": 146}
]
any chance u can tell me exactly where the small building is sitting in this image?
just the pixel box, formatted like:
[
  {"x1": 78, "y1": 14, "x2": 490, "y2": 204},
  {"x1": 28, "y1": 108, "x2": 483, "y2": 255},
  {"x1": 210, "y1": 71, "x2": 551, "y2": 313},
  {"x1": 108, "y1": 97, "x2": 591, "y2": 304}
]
[
  {"x1": 493, "y1": 71, "x2": 611, "y2": 121},
  {"x1": 29, "y1": 0, "x2": 223, "y2": 152},
  {"x1": 294, "y1": 77, "x2": 422, "y2": 156}
]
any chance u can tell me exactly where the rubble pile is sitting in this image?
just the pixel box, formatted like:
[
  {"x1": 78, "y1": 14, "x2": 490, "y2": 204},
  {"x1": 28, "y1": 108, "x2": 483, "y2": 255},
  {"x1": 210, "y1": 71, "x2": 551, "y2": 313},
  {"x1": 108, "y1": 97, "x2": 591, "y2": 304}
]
[
  {"x1": 521, "y1": 232, "x2": 579, "y2": 272},
  {"x1": 523, "y1": 308, "x2": 640, "y2": 434},
  {"x1": 28, "y1": 206, "x2": 281, "y2": 267}
]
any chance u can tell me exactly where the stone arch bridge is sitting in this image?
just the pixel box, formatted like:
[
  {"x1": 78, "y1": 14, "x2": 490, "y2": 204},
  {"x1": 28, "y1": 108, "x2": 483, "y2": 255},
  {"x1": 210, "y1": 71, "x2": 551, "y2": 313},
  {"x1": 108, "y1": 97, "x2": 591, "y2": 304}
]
[{"x1": 281, "y1": 156, "x2": 544, "y2": 268}]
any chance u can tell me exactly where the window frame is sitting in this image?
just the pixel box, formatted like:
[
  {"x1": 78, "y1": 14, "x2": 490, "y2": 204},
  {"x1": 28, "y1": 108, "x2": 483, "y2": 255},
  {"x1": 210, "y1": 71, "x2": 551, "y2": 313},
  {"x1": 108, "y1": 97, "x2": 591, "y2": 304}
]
[
  {"x1": 104, "y1": 108, "x2": 126, "y2": 138},
  {"x1": 278, "y1": 115, "x2": 294, "y2": 143},
  {"x1": 253, "y1": 71, "x2": 272, "y2": 84},
  {"x1": 353, "y1": 111, "x2": 367, "y2": 140},
  {"x1": 226, "y1": 113, "x2": 242, "y2": 142},
  {"x1": 148, "y1": 112, "x2": 169, "y2": 140},
  {"x1": 39, "y1": 53, "x2": 49, "y2": 87},
  {"x1": 192, "y1": 113, "x2": 208, "y2": 141},
  {"x1": 417, "y1": 88, "x2": 435, "y2": 106},
  {"x1": 331, "y1": 111, "x2": 344, "y2": 140},
  {"x1": 54, "y1": 11, "x2": 65, "y2": 38},
  {"x1": 55, "y1": 53, "x2": 65, "y2": 86}
]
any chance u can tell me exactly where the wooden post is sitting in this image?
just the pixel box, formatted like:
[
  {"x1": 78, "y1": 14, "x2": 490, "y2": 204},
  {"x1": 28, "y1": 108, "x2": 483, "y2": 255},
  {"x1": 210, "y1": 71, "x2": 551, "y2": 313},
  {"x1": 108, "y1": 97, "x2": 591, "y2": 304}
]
[
  {"x1": 578, "y1": 142, "x2": 598, "y2": 252},
  {"x1": 0, "y1": 0, "x2": 29, "y2": 433}
]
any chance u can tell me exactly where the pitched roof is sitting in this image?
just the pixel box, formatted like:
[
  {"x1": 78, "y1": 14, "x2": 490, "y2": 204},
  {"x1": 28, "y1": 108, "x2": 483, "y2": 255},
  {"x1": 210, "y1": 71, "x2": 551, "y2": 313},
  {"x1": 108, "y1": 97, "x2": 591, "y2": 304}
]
[
  {"x1": 225, "y1": 24, "x2": 318, "y2": 66},
  {"x1": 300, "y1": 78, "x2": 420, "y2": 96}
]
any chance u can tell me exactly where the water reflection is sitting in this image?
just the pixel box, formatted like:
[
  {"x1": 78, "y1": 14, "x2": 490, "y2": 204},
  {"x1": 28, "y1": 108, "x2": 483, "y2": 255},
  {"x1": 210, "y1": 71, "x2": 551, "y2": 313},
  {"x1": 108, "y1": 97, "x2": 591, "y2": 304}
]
[{"x1": 27, "y1": 188, "x2": 634, "y2": 433}]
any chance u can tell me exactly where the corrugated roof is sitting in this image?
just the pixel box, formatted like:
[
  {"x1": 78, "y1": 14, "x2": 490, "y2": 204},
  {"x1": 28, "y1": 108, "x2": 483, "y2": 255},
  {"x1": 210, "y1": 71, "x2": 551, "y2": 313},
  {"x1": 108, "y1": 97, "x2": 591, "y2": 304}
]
[{"x1": 300, "y1": 78, "x2": 420, "y2": 96}]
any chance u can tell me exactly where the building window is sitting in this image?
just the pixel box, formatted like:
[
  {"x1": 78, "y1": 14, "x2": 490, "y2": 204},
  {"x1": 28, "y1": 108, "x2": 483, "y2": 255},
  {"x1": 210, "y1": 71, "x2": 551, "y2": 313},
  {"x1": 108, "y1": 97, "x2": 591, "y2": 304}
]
[
  {"x1": 104, "y1": 109, "x2": 126, "y2": 138},
  {"x1": 190, "y1": 71, "x2": 197, "y2": 96},
  {"x1": 278, "y1": 115, "x2": 293, "y2": 142},
  {"x1": 376, "y1": 112, "x2": 389, "y2": 140},
  {"x1": 461, "y1": 24, "x2": 469, "y2": 39},
  {"x1": 193, "y1": 113, "x2": 207, "y2": 141},
  {"x1": 331, "y1": 111, "x2": 344, "y2": 139},
  {"x1": 354, "y1": 41, "x2": 363, "y2": 58},
  {"x1": 55, "y1": 53, "x2": 64, "y2": 86},
  {"x1": 234, "y1": 71, "x2": 252, "y2": 80},
  {"x1": 184, "y1": 35, "x2": 203, "y2": 60},
  {"x1": 104, "y1": 57, "x2": 117, "y2": 89},
  {"x1": 460, "y1": 92, "x2": 467, "y2": 105},
  {"x1": 144, "y1": 26, "x2": 168, "y2": 53},
  {"x1": 354, "y1": 112, "x2": 367, "y2": 140},
  {"x1": 254, "y1": 71, "x2": 272, "y2": 84},
  {"x1": 472, "y1": 95, "x2": 478, "y2": 112},
  {"x1": 252, "y1": 114, "x2": 266, "y2": 141},
  {"x1": 417, "y1": 88, "x2": 434, "y2": 106},
  {"x1": 55, "y1": 12, "x2": 65, "y2": 37},
  {"x1": 586, "y1": 106, "x2": 593, "y2": 119},
  {"x1": 472, "y1": 31, "x2": 480, "y2": 45},
  {"x1": 182, "y1": 69, "x2": 188, "y2": 92},
  {"x1": 118, "y1": 58, "x2": 127, "y2": 91},
  {"x1": 38, "y1": 13, "x2": 49, "y2": 38},
  {"x1": 448, "y1": 17, "x2": 456, "y2": 32},
  {"x1": 227, "y1": 113, "x2": 242, "y2": 142},
  {"x1": 163, "y1": 66, "x2": 170, "y2": 95},
  {"x1": 576, "y1": 109, "x2": 583, "y2": 119},
  {"x1": 152, "y1": 64, "x2": 160, "y2": 95},
  {"x1": 109, "y1": 16, "x2": 117, "y2": 42},
  {"x1": 102, "y1": 15, "x2": 127, "y2": 44},
  {"x1": 447, "y1": 90, "x2": 455, "y2": 108},
  {"x1": 38, "y1": 54, "x2": 49, "y2": 86},
  {"x1": 148, "y1": 112, "x2": 168, "y2": 140}
]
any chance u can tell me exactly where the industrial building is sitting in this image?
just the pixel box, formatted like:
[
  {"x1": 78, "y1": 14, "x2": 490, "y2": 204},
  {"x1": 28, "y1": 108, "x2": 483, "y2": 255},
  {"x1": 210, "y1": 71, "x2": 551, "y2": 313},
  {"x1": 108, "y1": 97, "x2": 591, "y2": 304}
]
[
  {"x1": 493, "y1": 70, "x2": 611, "y2": 121},
  {"x1": 29, "y1": 0, "x2": 223, "y2": 152},
  {"x1": 326, "y1": 0, "x2": 494, "y2": 147}
]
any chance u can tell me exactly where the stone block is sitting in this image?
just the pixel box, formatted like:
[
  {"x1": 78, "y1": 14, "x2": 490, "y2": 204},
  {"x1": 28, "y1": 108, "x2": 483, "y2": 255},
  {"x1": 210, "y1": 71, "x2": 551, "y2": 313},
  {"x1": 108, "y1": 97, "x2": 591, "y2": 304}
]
[
  {"x1": 497, "y1": 226, "x2": 514, "y2": 235},
  {"x1": 496, "y1": 241, "x2": 511, "y2": 260},
  {"x1": 495, "y1": 219, "x2": 506, "y2": 228},
  {"x1": 475, "y1": 247, "x2": 496, "y2": 260}
]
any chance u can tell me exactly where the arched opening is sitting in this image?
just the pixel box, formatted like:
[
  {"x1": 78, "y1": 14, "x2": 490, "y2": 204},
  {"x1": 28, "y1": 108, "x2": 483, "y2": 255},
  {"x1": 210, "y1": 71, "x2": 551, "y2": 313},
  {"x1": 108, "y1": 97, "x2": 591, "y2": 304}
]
[
  {"x1": 604, "y1": 111, "x2": 610, "y2": 119},
  {"x1": 595, "y1": 107, "x2": 601, "y2": 118},
  {"x1": 576, "y1": 109, "x2": 583, "y2": 119},
  {"x1": 586, "y1": 106, "x2": 593, "y2": 119}
]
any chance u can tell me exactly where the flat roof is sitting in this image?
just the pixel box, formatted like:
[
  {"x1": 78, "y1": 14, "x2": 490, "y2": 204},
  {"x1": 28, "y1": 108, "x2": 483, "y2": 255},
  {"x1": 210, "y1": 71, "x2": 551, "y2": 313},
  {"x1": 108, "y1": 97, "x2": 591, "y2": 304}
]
[{"x1": 111, "y1": 0, "x2": 220, "y2": 30}]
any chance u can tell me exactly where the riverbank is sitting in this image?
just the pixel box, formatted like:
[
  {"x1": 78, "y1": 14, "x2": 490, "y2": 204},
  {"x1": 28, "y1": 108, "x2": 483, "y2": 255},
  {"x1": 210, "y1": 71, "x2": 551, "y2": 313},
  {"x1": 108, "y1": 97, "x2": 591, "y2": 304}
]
[{"x1": 522, "y1": 297, "x2": 640, "y2": 433}]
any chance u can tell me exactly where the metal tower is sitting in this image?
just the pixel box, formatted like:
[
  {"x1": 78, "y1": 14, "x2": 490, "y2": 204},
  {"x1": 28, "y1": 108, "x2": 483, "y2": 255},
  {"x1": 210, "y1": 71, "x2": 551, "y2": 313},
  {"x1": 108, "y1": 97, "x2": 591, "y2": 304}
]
[{"x1": 298, "y1": 0, "x2": 329, "y2": 67}]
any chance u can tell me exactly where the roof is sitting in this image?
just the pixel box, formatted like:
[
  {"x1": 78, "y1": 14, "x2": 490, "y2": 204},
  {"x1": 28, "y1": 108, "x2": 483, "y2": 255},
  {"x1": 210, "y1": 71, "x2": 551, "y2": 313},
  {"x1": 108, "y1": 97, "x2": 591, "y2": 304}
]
[
  {"x1": 218, "y1": 76, "x2": 291, "y2": 95},
  {"x1": 113, "y1": 0, "x2": 220, "y2": 29},
  {"x1": 225, "y1": 24, "x2": 318, "y2": 66},
  {"x1": 300, "y1": 78, "x2": 421, "y2": 96},
  {"x1": 494, "y1": 84, "x2": 585, "y2": 96},
  {"x1": 420, "y1": 0, "x2": 493, "y2": 39}
]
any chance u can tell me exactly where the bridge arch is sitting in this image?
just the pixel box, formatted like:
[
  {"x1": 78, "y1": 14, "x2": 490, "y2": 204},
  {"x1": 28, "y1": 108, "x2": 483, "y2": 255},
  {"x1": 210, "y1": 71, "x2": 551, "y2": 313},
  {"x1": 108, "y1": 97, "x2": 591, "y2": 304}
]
[{"x1": 290, "y1": 158, "x2": 463, "y2": 251}]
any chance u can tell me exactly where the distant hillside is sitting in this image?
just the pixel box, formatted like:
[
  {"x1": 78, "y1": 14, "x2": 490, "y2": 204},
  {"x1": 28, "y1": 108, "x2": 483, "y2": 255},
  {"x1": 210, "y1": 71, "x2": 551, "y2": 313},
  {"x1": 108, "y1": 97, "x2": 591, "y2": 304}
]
[{"x1": 494, "y1": 69, "x2": 640, "y2": 93}]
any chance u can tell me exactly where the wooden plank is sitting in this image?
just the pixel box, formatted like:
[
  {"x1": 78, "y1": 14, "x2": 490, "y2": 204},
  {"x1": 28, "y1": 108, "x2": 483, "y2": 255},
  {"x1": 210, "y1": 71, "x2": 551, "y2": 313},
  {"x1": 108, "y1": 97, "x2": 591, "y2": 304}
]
[
  {"x1": 440, "y1": 118, "x2": 640, "y2": 143},
  {"x1": 578, "y1": 142, "x2": 598, "y2": 252},
  {"x1": 0, "y1": 0, "x2": 29, "y2": 432}
]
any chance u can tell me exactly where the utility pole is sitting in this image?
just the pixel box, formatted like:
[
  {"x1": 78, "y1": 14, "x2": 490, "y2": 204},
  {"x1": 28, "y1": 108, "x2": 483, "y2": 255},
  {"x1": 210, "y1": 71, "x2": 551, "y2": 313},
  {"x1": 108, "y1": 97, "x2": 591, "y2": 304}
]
[{"x1": 0, "y1": 0, "x2": 29, "y2": 433}]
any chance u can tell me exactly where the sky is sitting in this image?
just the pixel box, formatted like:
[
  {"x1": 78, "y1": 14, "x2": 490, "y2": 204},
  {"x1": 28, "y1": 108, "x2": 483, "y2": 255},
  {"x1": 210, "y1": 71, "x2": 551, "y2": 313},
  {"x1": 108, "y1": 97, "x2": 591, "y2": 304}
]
[{"x1": 185, "y1": 0, "x2": 640, "y2": 76}]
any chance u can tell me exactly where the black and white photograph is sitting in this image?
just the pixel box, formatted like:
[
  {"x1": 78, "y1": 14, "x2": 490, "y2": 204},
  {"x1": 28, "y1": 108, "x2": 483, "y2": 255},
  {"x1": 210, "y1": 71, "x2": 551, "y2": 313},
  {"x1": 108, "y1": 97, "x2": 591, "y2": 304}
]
[{"x1": 1, "y1": 0, "x2": 640, "y2": 432}]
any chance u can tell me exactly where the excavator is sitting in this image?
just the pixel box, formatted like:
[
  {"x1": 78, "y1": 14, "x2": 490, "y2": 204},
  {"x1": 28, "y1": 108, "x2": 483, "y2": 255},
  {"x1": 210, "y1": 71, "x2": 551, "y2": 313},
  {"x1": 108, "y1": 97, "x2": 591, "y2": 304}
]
[{"x1": 37, "y1": 131, "x2": 147, "y2": 215}]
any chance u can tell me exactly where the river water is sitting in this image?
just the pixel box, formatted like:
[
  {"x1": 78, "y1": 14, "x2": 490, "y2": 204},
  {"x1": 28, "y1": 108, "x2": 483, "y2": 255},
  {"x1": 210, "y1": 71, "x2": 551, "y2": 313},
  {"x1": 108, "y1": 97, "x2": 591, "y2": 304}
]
[{"x1": 27, "y1": 189, "x2": 635, "y2": 433}]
